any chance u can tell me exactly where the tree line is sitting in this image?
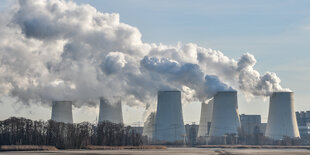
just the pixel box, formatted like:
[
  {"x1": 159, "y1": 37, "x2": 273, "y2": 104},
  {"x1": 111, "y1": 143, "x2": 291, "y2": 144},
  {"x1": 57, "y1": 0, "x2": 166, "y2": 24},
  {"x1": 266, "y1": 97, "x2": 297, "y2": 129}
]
[{"x1": 0, "y1": 117, "x2": 143, "y2": 149}]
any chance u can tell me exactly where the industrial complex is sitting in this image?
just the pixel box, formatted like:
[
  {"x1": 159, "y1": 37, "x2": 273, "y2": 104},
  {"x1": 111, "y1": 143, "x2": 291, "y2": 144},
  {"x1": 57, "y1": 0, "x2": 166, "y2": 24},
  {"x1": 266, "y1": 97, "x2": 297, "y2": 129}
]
[{"x1": 50, "y1": 90, "x2": 304, "y2": 145}]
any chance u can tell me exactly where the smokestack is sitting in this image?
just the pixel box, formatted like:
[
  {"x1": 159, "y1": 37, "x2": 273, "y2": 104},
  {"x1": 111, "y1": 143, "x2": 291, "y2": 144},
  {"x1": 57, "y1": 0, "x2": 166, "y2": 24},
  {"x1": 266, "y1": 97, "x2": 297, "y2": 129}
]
[
  {"x1": 154, "y1": 91, "x2": 186, "y2": 143},
  {"x1": 197, "y1": 99, "x2": 213, "y2": 138},
  {"x1": 98, "y1": 97, "x2": 123, "y2": 124},
  {"x1": 265, "y1": 92, "x2": 300, "y2": 140},
  {"x1": 143, "y1": 112, "x2": 156, "y2": 141},
  {"x1": 209, "y1": 91, "x2": 241, "y2": 138},
  {"x1": 51, "y1": 101, "x2": 73, "y2": 123}
]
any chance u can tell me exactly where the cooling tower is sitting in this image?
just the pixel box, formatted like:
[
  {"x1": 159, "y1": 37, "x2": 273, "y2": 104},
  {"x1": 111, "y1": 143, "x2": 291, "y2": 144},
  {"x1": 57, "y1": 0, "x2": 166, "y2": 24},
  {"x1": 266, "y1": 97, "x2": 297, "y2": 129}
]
[
  {"x1": 98, "y1": 97, "x2": 123, "y2": 124},
  {"x1": 143, "y1": 112, "x2": 156, "y2": 141},
  {"x1": 51, "y1": 101, "x2": 73, "y2": 123},
  {"x1": 265, "y1": 92, "x2": 300, "y2": 140},
  {"x1": 154, "y1": 91, "x2": 186, "y2": 143},
  {"x1": 209, "y1": 91, "x2": 241, "y2": 137},
  {"x1": 197, "y1": 99, "x2": 213, "y2": 137}
]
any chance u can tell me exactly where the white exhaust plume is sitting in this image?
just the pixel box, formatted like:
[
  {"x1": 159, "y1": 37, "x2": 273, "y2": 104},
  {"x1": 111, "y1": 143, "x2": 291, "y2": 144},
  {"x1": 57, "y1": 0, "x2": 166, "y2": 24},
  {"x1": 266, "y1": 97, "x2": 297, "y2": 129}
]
[
  {"x1": 265, "y1": 92, "x2": 300, "y2": 140},
  {"x1": 197, "y1": 99, "x2": 213, "y2": 137},
  {"x1": 143, "y1": 112, "x2": 156, "y2": 140},
  {"x1": 0, "y1": 0, "x2": 289, "y2": 110},
  {"x1": 98, "y1": 97, "x2": 123, "y2": 124},
  {"x1": 154, "y1": 91, "x2": 185, "y2": 143},
  {"x1": 209, "y1": 91, "x2": 241, "y2": 137},
  {"x1": 51, "y1": 101, "x2": 73, "y2": 123}
]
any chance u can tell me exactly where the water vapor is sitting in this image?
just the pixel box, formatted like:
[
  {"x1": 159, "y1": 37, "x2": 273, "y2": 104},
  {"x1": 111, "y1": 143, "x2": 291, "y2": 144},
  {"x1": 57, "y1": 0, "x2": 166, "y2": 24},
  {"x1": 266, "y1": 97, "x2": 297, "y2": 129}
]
[{"x1": 0, "y1": 0, "x2": 289, "y2": 108}]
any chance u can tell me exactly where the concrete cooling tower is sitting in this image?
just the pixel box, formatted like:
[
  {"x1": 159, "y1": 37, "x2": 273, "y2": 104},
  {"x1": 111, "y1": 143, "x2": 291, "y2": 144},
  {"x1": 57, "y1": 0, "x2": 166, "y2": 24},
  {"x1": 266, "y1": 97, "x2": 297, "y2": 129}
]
[
  {"x1": 51, "y1": 101, "x2": 73, "y2": 123},
  {"x1": 143, "y1": 112, "x2": 156, "y2": 141},
  {"x1": 209, "y1": 91, "x2": 241, "y2": 138},
  {"x1": 197, "y1": 99, "x2": 213, "y2": 138},
  {"x1": 265, "y1": 92, "x2": 300, "y2": 140},
  {"x1": 154, "y1": 91, "x2": 186, "y2": 143},
  {"x1": 98, "y1": 97, "x2": 123, "y2": 124}
]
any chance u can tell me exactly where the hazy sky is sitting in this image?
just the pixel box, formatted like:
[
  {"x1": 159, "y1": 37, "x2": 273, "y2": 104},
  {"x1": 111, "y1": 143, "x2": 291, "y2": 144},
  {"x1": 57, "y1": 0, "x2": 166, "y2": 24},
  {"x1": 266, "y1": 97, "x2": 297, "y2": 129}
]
[{"x1": 0, "y1": 0, "x2": 310, "y2": 125}]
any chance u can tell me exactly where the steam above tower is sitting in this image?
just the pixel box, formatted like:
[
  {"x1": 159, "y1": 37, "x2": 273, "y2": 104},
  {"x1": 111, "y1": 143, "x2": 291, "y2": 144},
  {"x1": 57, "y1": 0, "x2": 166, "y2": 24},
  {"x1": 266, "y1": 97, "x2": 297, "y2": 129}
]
[
  {"x1": 209, "y1": 91, "x2": 241, "y2": 137},
  {"x1": 51, "y1": 101, "x2": 73, "y2": 123},
  {"x1": 265, "y1": 92, "x2": 300, "y2": 140},
  {"x1": 98, "y1": 97, "x2": 123, "y2": 124},
  {"x1": 143, "y1": 112, "x2": 156, "y2": 141},
  {"x1": 154, "y1": 91, "x2": 186, "y2": 143}
]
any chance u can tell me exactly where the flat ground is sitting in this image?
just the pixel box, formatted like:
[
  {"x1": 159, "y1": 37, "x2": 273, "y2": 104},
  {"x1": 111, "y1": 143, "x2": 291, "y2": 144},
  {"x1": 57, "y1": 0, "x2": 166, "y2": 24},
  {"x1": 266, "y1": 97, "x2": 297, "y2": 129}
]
[{"x1": 1, "y1": 148, "x2": 310, "y2": 155}]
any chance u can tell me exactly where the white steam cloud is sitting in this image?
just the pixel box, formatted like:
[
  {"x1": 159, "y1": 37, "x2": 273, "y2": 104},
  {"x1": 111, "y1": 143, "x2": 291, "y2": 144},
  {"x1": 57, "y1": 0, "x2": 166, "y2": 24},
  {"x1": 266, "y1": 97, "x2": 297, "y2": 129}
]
[{"x1": 0, "y1": 0, "x2": 289, "y2": 108}]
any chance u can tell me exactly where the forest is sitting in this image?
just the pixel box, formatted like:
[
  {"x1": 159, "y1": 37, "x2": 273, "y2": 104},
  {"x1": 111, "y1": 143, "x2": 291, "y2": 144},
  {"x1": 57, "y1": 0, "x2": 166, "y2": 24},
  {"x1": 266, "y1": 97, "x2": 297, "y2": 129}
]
[{"x1": 0, "y1": 117, "x2": 143, "y2": 149}]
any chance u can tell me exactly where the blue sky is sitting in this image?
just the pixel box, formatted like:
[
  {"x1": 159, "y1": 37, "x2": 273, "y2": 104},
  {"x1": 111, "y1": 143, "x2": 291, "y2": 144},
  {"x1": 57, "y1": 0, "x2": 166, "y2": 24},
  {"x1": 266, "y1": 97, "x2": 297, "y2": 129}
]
[
  {"x1": 70, "y1": 0, "x2": 310, "y2": 121},
  {"x1": 0, "y1": 0, "x2": 309, "y2": 124}
]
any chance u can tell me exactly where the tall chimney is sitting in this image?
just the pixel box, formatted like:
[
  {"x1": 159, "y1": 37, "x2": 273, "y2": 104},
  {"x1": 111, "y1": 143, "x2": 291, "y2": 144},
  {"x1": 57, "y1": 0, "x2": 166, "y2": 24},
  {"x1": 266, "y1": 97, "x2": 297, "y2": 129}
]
[
  {"x1": 265, "y1": 92, "x2": 300, "y2": 140},
  {"x1": 51, "y1": 101, "x2": 73, "y2": 123}
]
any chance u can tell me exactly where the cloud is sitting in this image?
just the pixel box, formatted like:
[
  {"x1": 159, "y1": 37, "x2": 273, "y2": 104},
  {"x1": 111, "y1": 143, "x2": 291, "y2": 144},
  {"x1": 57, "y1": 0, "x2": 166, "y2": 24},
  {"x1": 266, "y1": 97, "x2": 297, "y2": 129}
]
[
  {"x1": 0, "y1": 0, "x2": 288, "y2": 109},
  {"x1": 100, "y1": 52, "x2": 127, "y2": 75}
]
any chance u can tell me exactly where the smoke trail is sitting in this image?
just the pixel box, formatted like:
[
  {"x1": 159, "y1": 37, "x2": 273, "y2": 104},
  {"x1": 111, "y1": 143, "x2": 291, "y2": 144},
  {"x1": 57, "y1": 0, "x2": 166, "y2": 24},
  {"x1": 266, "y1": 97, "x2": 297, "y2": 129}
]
[{"x1": 0, "y1": 0, "x2": 288, "y2": 108}]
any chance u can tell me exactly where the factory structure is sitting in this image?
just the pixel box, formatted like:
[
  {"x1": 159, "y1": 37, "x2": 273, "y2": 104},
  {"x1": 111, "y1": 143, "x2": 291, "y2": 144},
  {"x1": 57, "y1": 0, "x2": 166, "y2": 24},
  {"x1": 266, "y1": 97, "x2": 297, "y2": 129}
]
[
  {"x1": 50, "y1": 90, "x2": 303, "y2": 144},
  {"x1": 240, "y1": 114, "x2": 266, "y2": 136},
  {"x1": 296, "y1": 111, "x2": 310, "y2": 137},
  {"x1": 185, "y1": 123, "x2": 199, "y2": 145},
  {"x1": 153, "y1": 91, "x2": 186, "y2": 144},
  {"x1": 209, "y1": 91, "x2": 241, "y2": 139},
  {"x1": 265, "y1": 92, "x2": 300, "y2": 140},
  {"x1": 51, "y1": 98, "x2": 123, "y2": 125}
]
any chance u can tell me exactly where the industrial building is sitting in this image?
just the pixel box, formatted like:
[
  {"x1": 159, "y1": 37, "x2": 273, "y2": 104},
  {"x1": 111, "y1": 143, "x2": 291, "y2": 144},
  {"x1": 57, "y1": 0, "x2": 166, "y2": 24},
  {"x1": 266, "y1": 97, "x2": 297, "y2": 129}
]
[
  {"x1": 265, "y1": 92, "x2": 300, "y2": 140},
  {"x1": 298, "y1": 124, "x2": 310, "y2": 137},
  {"x1": 48, "y1": 89, "x2": 307, "y2": 145},
  {"x1": 296, "y1": 111, "x2": 310, "y2": 137},
  {"x1": 240, "y1": 114, "x2": 262, "y2": 135},
  {"x1": 98, "y1": 97, "x2": 123, "y2": 124},
  {"x1": 258, "y1": 123, "x2": 267, "y2": 135},
  {"x1": 209, "y1": 91, "x2": 241, "y2": 140},
  {"x1": 185, "y1": 123, "x2": 199, "y2": 145},
  {"x1": 296, "y1": 111, "x2": 310, "y2": 126},
  {"x1": 51, "y1": 101, "x2": 73, "y2": 123},
  {"x1": 154, "y1": 91, "x2": 186, "y2": 143}
]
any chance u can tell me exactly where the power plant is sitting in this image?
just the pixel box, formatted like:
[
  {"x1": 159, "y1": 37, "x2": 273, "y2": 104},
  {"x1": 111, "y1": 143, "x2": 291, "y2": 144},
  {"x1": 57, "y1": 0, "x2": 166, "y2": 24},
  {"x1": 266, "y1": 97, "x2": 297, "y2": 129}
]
[
  {"x1": 98, "y1": 97, "x2": 123, "y2": 124},
  {"x1": 51, "y1": 101, "x2": 73, "y2": 123},
  {"x1": 265, "y1": 92, "x2": 300, "y2": 140},
  {"x1": 209, "y1": 91, "x2": 241, "y2": 139},
  {"x1": 154, "y1": 91, "x2": 186, "y2": 143},
  {"x1": 197, "y1": 99, "x2": 213, "y2": 138},
  {"x1": 48, "y1": 91, "x2": 304, "y2": 145}
]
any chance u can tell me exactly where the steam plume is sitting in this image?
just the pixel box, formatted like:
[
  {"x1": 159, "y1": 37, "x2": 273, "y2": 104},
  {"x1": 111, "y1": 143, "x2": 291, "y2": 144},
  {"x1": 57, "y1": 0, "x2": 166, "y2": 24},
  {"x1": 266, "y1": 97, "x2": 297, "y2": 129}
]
[{"x1": 0, "y1": 0, "x2": 288, "y2": 108}]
